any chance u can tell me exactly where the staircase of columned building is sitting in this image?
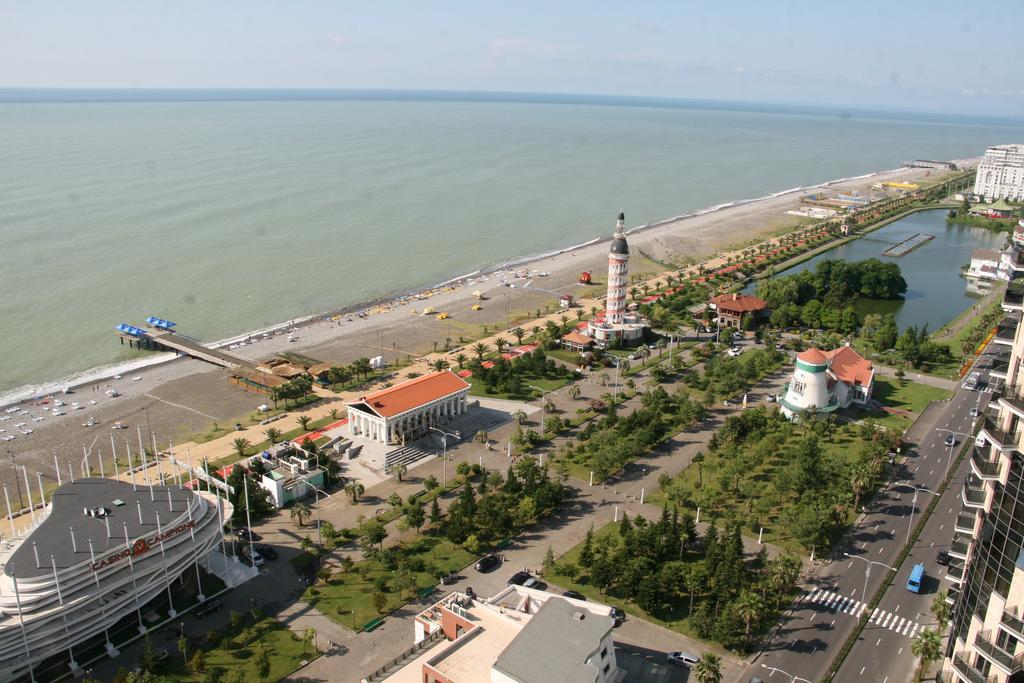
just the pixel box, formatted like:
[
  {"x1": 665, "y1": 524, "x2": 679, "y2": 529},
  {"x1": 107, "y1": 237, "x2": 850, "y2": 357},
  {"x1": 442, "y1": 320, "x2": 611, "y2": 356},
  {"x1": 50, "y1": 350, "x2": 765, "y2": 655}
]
[{"x1": 382, "y1": 407, "x2": 510, "y2": 471}]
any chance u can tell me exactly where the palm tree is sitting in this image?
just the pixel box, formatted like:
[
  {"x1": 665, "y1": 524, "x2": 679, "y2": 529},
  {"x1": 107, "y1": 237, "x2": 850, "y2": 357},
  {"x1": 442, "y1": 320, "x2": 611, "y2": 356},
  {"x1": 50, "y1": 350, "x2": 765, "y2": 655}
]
[
  {"x1": 231, "y1": 438, "x2": 251, "y2": 459},
  {"x1": 692, "y1": 653, "x2": 722, "y2": 683},
  {"x1": 494, "y1": 337, "x2": 508, "y2": 355},
  {"x1": 352, "y1": 357, "x2": 373, "y2": 380},
  {"x1": 558, "y1": 314, "x2": 569, "y2": 330},
  {"x1": 629, "y1": 287, "x2": 639, "y2": 301},
  {"x1": 734, "y1": 590, "x2": 764, "y2": 646},
  {"x1": 328, "y1": 408, "x2": 340, "y2": 420},
  {"x1": 290, "y1": 503, "x2": 311, "y2": 527},
  {"x1": 511, "y1": 327, "x2": 525, "y2": 344},
  {"x1": 454, "y1": 353, "x2": 468, "y2": 368},
  {"x1": 472, "y1": 342, "x2": 489, "y2": 361},
  {"x1": 569, "y1": 384, "x2": 581, "y2": 400},
  {"x1": 931, "y1": 592, "x2": 952, "y2": 631},
  {"x1": 345, "y1": 480, "x2": 365, "y2": 502},
  {"x1": 512, "y1": 410, "x2": 527, "y2": 425},
  {"x1": 430, "y1": 358, "x2": 450, "y2": 372},
  {"x1": 911, "y1": 628, "x2": 941, "y2": 681},
  {"x1": 590, "y1": 306, "x2": 598, "y2": 318},
  {"x1": 850, "y1": 462, "x2": 872, "y2": 512},
  {"x1": 394, "y1": 463, "x2": 407, "y2": 482},
  {"x1": 297, "y1": 415, "x2": 312, "y2": 431},
  {"x1": 263, "y1": 427, "x2": 283, "y2": 445}
]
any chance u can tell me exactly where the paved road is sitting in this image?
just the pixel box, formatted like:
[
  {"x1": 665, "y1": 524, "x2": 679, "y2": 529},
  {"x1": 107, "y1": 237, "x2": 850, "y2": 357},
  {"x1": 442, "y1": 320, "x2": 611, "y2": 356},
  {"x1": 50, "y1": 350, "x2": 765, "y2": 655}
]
[
  {"x1": 830, "y1": 349, "x2": 999, "y2": 683},
  {"x1": 738, "y1": 360, "x2": 988, "y2": 683}
]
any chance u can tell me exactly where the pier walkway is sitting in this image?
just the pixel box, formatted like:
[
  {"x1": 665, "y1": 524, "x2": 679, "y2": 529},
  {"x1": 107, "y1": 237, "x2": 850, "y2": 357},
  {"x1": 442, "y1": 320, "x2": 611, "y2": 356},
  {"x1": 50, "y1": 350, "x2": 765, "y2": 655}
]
[
  {"x1": 881, "y1": 232, "x2": 934, "y2": 257},
  {"x1": 115, "y1": 327, "x2": 252, "y2": 369}
]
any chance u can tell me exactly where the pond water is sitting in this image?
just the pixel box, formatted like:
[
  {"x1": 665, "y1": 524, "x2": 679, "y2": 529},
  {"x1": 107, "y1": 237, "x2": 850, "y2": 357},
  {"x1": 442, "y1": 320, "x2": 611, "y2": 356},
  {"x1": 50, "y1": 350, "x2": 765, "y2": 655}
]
[{"x1": 746, "y1": 209, "x2": 1007, "y2": 331}]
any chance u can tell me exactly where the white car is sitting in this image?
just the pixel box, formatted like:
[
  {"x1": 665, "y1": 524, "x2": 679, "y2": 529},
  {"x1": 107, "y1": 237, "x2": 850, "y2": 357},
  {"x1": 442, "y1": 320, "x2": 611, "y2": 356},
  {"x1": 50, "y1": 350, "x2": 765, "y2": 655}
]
[
  {"x1": 666, "y1": 652, "x2": 699, "y2": 668},
  {"x1": 728, "y1": 347, "x2": 743, "y2": 357}
]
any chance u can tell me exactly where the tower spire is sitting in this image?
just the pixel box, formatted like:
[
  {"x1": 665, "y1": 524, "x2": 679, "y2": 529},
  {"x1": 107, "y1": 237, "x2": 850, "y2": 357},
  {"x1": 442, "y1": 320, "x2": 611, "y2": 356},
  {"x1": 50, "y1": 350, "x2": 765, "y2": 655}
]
[{"x1": 614, "y1": 210, "x2": 625, "y2": 238}]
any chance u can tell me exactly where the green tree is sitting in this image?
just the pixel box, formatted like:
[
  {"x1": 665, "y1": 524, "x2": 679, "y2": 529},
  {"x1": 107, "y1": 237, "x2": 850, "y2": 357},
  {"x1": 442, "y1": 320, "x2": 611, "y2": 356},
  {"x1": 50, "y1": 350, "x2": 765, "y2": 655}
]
[
  {"x1": 263, "y1": 427, "x2": 282, "y2": 445},
  {"x1": 297, "y1": 415, "x2": 313, "y2": 431},
  {"x1": 406, "y1": 503, "x2": 426, "y2": 532},
  {"x1": 579, "y1": 526, "x2": 595, "y2": 567},
  {"x1": 429, "y1": 497, "x2": 442, "y2": 528},
  {"x1": 734, "y1": 590, "x2": 764, "y2": 647},
  {"x1": 190, "y1": 649, "x2": 206, "y2": 674},
  {"x1": 911, "y1": 628, "x2": 942, "y2": 682},
  {"x1": 231, "y1": 438, "x2": 251, "y2": 459},
  {"x1": 931, "y1": 592, "x2": 952, "y2": 631},
  {"x1": 345, "y1": 480, "x2": 365, "y2": 502},
  {"x1": 177, "y1": 633, "x2": 189, "y2": 664},
  {"x1": 693, "y1": 652, "x2": 722, "y2": 683},
  {"x1": 302, "y1": 627, "x2": 317, "y2": 654},
  {"x1": 290, "y1": 502, "x2": 311, "y2": 527},
  {"x1": 372, "y1": 591, "x2": 388, "y2": 614},
  {"x1": 253, "y1": 646, "x2": 271, "y2": 683},
  {"x1": 394, "y1": 463, "x2": 407, "y2": 482}
]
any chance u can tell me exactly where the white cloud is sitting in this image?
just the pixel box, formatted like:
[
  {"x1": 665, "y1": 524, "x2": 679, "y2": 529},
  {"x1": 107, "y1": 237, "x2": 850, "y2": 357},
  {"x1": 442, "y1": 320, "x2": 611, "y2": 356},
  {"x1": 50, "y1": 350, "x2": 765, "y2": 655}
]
[{"x1": 330, "y1": 36, "x2": 347, "y2": 46}]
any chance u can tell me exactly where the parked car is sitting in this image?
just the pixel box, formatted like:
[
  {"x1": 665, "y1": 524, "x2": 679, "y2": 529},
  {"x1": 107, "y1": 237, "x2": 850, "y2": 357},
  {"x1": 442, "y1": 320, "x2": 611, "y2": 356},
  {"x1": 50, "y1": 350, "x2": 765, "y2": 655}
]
[
  {"x1": 667, "y1": 652, "x2": 699, "y2": 668},
  {"x1": 563, "y1": 590, "x2": 586, "y2": 601},
  {"x1": 522, "y1": 577, "x2": 547, "y2": 591},
  {"x1": 255, "y1": 544, "x2": 277, "y2": 560},
  {"x1": 242, "y1": 546, "x2": 265, "y2": 567},
  {"x1": 475, "y1": 554, "x2": 501, "y2": 572},
  {"x1": 727, "y1": 347, "x2": 742, "y2": 357},
  {"x1": 944, "y1": 435, "x2": 957, "y2": 447},
  {"x1": 969, "y1": 407, "x2": 981, "y2": 417},
  {"x1": 235, "y1": 527, "x2": 260, "y2": 541},
  {"x1": 937, "y1": 549, "x2": 951, "y2": 566},
  {"x1": 194, "y1": 598, "x2": 223, "y2": 618},
  {"x1": 766, "y1": 395, "x2": 777, "y2": 403},
  {"x1": 507, "y1": 571, "x2": 532, "y2": 586}
]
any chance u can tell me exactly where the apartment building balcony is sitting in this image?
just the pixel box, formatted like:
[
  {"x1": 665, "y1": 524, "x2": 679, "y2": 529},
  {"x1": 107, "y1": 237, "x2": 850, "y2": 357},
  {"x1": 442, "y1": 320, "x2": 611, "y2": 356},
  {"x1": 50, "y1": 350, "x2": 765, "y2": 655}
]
[
  {"x1": 946, "y1": 560, "x2": 966, "y2": 584},
  {"x1": 998, "y1": 390, "x2": 1024, "y2": 419},
  {"x1": 949, "y1": 535, "x2": 972, "y2": 561},
  {"x1": 955, "y1": 508, "x2": 979, "y2": 536},
  {"x1": 947, "y1": 585, "x2": 960, "y2": 605},
  {"x1": 975, "y1": 629, "x2": 1024, "y2": 674},
  {"x1": 993, "y1": 318, "x2": 1019, "y2": 346},
  {"x1": 963, "y1": 480, "x2": 989, "y2": 510},
  {"x1": 1001, "y1": 606, "x2": 1024, "y2": 641},
  {"x1": 1006, "y1": 247, "x2": 1024, "y2": 271},
  {"x1": 989, "y1": 359, "x2": 1010, "y2": 381},
  {"x1": 979, "y1": 416, "x2": 1019, "y2": 450},
  {"x1": 951, "y1": 651, "x2": 999, "y2": 683},
  {"x1": 971, "y1": 447, "x2": 1005, "y2": 481},
  {"x1": 1005, "y1": 287, "x2": 1024, "y2": 312}
]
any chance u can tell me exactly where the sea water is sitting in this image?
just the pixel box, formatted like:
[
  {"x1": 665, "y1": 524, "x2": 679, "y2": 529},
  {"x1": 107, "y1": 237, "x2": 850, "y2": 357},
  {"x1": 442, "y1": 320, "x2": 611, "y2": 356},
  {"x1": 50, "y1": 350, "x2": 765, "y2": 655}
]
[{"x1": 1, "y1": 90, "x2": 1021, "y2": 396}]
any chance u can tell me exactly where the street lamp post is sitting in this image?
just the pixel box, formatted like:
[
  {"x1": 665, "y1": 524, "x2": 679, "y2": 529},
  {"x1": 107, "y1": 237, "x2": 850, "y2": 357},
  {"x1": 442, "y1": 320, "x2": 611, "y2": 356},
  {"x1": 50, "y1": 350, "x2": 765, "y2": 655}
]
[
  {"x1": 893, "y1": 482, "x2": 939, "y2": 547},
  {"x1": 527, "y1": 385, "x2": 558, "y2": 438},
  {"x1": 429, "y1": 426, "x2": 458, "y2": 487},
  {"x1": 760, "y1": 663, "x2": 814, "y2": 683},
  {"x1": 844, "y1": 553, "x2": 896, "y2": 605},
  {"x1": 6, "y1": 448, "x2": 24, "y2": 510},
  {"x1": 310, "y1": 486, "x2": 331, "y2": 552}
]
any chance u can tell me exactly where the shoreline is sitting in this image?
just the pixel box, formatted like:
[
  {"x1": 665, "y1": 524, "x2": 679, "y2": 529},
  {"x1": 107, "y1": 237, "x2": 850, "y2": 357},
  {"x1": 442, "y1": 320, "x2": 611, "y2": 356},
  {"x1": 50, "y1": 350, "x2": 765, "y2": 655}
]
[{"x1": 0, "y1": 163, "x2": 921, "y2": 409}]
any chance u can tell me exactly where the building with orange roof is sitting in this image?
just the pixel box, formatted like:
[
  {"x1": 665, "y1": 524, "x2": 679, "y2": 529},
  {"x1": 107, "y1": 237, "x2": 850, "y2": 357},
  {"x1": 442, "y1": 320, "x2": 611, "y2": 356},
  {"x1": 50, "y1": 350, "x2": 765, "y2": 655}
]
[
  {"x1": 708, "y1": 292, "x2": 768, "y2": 329},
  {"x1": 780, "y1": 344, "x2": 874, "y2": 420},
  {"x1": 345, "y1": 371, "x2": 471, "y2": 446}
]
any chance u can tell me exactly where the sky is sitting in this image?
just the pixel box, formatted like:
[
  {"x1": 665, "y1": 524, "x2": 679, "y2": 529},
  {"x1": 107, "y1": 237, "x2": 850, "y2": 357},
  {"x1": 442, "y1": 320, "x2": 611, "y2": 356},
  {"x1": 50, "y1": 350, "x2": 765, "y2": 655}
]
[{"x1": 2, "y1": 0, "x2": 1022, "y2": 117}]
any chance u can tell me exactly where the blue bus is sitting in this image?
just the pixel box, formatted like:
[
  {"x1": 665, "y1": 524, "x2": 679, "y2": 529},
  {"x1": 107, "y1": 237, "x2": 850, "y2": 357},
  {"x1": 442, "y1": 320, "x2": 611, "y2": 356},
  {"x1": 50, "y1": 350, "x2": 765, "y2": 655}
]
[{"x1": 907, "y1": 563, "x2": 925, "y2": 593}]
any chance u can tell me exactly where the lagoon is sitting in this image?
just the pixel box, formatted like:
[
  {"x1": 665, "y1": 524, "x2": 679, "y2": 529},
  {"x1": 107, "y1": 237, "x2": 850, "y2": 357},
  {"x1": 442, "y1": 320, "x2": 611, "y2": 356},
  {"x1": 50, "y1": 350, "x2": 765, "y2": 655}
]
[{"x1": 747, "y1": 209, "x2": 1007, "y2": 331}]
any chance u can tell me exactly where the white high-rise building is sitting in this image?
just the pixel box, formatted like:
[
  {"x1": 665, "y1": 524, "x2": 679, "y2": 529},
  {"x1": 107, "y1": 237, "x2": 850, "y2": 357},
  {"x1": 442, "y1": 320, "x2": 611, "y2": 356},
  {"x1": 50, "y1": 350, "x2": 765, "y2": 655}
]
[{"x1": 974, "y1": 144, "x2": 1024, "y2": 201}]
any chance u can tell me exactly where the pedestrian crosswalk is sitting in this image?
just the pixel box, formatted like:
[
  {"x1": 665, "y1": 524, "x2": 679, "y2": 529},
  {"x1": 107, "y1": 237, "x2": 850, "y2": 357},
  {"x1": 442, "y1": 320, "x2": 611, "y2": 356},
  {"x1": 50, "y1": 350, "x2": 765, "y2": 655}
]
[{"x1": 799, "y1": 589, "x2": 923, "y2": 638}]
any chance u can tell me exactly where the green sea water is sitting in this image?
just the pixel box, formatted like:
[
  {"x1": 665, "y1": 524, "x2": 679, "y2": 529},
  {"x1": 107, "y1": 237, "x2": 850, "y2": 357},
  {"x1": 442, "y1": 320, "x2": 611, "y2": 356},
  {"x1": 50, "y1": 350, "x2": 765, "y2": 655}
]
[{"x1": 1, "y1": 91, "x2": 1021, "y2": 397}]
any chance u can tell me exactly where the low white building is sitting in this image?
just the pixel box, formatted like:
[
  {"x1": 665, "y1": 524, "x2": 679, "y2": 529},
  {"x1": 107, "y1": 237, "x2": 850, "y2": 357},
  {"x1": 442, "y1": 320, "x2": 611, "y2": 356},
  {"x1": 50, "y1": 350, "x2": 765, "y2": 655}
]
[
  {"x1": 974, "y1": 144, "x2": 1024, "y2": 201},
  {"x1": 780, "y1": 345, "x2": 875, "y2": 420},
  {"x1": 345, "y1": 371, "x2": 471, "y2": 446}
]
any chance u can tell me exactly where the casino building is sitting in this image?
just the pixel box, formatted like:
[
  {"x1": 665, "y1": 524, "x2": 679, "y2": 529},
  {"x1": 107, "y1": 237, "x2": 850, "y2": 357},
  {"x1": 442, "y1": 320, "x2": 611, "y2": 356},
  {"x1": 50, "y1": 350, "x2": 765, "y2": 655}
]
[{"x1": 0, "y1": 478, "x2": 230, "y2": 681}]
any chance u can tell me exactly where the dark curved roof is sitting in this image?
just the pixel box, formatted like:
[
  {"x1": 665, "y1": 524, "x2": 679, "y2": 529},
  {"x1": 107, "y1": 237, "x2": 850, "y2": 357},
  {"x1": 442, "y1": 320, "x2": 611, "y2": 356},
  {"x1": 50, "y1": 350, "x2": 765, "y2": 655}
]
[
  {"x1": 618, "y1": 211, "x2": 625, "y2": 221},
  {"x1": 610, "y1": 236, "x2": 629, "y2": 255},
  {"x1": 7, "y1": 478, "x2": 196, "y2": 578}
]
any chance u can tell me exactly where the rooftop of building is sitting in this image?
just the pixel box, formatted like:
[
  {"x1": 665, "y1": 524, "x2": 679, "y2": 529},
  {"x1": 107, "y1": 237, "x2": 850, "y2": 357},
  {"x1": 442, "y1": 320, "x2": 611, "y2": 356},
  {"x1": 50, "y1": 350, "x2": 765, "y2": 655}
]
[
  {"x1": 348, "y1": 370, "x2": 470, "y2": 418},
  {"x1": 796, "y1": 347, "x2": 830, "y2": 365},
  {"x1": 709, "y1": 292, "x2": 768, "y2": 312},
  {"x1": 972, "y1": 248, "x2": 1002, "y2": 261},
  {"x1": 6, "y1": 478, "x2": 199, "y2": 578},
  {"x1": 493, "y1": 596, "x2": 611, "y2": 683},
  {"x1": 796, "y1": 345, "x2": 874, "y2": 387}
]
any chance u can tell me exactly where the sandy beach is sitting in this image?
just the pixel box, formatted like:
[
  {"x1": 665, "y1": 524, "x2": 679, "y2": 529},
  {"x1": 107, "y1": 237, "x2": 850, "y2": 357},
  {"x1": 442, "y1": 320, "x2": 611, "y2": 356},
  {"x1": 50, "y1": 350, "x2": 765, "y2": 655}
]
[{"x1": 0, "y1": 161, "x2": 966, "y2": 495}]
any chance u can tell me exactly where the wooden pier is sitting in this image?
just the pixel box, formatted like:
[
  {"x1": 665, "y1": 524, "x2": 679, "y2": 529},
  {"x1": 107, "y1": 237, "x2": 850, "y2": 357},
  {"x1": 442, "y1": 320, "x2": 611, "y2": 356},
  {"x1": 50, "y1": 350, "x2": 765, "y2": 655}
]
[
  {"x1": 116, "y1": 329, "x2": 252, "y2": 369},
  {"x1": 881, "y1": 232, "x2": 934, "y2": 258}
]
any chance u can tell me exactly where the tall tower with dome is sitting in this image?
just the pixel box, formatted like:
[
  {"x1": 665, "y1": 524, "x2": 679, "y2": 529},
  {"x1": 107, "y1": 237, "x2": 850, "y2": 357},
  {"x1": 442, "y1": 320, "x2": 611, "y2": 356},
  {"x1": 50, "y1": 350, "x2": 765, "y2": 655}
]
[{"x1": 585, "y1": 211, "x2": 647, "y2": 348}]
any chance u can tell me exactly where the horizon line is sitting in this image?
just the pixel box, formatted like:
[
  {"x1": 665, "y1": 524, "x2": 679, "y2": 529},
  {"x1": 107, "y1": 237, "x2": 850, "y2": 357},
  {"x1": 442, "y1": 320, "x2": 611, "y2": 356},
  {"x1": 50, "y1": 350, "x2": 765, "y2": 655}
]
[{"x1": 1, "y1": 87, "x2": 1021, "y2": 125}]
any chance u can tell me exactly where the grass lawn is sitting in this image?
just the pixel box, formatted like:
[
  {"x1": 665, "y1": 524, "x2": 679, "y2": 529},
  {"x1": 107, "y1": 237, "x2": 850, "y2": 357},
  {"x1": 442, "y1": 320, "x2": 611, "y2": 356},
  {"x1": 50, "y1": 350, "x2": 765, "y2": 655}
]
[
  {"x1": 304, "y1": 535, "x2": 475, "y2": 631},
  {"x1": 866, "y1": 377, "x2": 952, "y2": 432},
  {"x1": 160, "y1": 618, "x2": 317, "y2": 682},
  {"x1": 465, "y1": 374, "x2": 570, "y2": 401}
]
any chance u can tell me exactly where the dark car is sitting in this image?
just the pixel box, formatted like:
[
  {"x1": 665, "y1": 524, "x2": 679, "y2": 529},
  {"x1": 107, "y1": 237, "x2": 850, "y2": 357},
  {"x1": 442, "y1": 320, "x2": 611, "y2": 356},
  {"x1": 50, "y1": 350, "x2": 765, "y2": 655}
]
[
  {"x1": 255, "y1": 544, "x2": 278, "y2": 560},
  {"x1": 194, "y1": 598, "x2": 223, "y2": 618},
  {"x1": 475, "y1": 554, "x2": 501, "y2": 572},
  {"x1": 563, "y1": 590, "x2": 586, "y2": 601},
  {"x1": 937, "y1": 549, "x2": 951, "y2": 566},
  {"x1": 508, "y1": 570, "x2": 532, "y2": 586},
  {"x1": 235, "y1": 527, "x2": 260, "y2": 541},
  {"x1": 610, "y1": 607, "x2": 625, "y2": 627}
]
